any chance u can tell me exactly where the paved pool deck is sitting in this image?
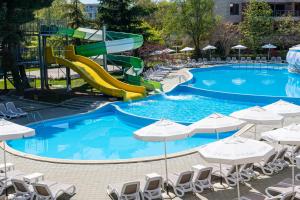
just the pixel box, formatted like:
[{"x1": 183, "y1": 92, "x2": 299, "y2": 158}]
[{"x1": 1, "y1": 68, "x2": 299, "y2": 199}]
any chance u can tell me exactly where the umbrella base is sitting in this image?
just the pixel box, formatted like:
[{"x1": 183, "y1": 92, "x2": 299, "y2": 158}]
[
  {"x1": 213, "y1": 182, "x2": 229, "y2": 189},
  {"x1": 162, "y1": 191, "x2": 176, "y2": 199}
]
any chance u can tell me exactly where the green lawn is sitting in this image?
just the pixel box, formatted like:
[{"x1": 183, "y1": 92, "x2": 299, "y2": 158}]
[
  {"x1": 25, "y1": 68, "x2": 40, "y2": 72},
  {"x1": 0, "y1": 78, "x2": 88, "y2": 90}
]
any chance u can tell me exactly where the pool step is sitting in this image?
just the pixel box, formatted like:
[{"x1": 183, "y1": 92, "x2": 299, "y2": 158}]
[{"x1": 60, "y1": 97, "x2": 106, "y2": 110}]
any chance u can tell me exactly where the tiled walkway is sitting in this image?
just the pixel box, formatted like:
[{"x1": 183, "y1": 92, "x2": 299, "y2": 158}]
[{"x1": 1, "y1": 68, "x2": 298, "y2": 199}]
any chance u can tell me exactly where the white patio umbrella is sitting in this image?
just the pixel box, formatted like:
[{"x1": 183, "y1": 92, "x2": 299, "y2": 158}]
[
  {"x1": 180, "y1": 47, "x2": 194, "y2": 52},
  {"x1": 0, "y1": 119, "x2": 35, "y2": 196},
  {"x1": 261, "y1": 124, "x2": 300, "y2": 191},
  {"x1": 263, "y1": 100, "x2": 300, "y2": 117},
  {"x1": 262, "y1": 43, "x2": 277, "y2": 60},
  {"x1": 198, "y1": 136, "x2": 275, "y2": 199},
  {"x1": 134, "y1": 119, "x2": 191, "y2": 194},
  {"x1": 202, "y1": 45, "x2": 217, "y2": 60},
  {"x1": 230, "y1": 106, "x2": 284, "y2": 125},
  {"x1": 189, "y1": 113, "x2": 246, "y2": 187},
  {"x1": 189, "y1": 113, "x2": 246, "y2": 139},
  {"x1": 232, "y1": 45, "x2": 247, "y2": 60}
]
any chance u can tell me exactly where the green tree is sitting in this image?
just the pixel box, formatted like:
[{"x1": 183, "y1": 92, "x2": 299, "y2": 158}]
[
  {"x1": 239, "y1": 0, "x2": 273, "y2": 51},
  {"x1": 97, "y1": 0, "x2": 152, "y2": 37},
  {"x1": 0, "y1": 0, "x2": 53, "y2": 93},
  {"x1": 63, "y1": 0, "x2": 86, "y2": 29},
  {"x1": 164, "y1": 0, "x2": 217, "y2": 58},
  {"x1": 36, "y1": 0, "x2": 67, "y2": 22},
  {"x1": 274, "y1": 15, "x2": 300, "y2": 49}
]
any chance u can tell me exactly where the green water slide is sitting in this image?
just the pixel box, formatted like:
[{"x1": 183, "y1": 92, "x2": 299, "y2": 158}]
[{"x1": 41, "y1": 26, "x2": 161, "y2": 91}]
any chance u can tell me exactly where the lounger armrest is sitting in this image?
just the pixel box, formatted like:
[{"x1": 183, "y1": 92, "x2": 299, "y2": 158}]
[
  {"x1": 54, "y1": 189, "x2": 66, "y2": 199},
  {"x1": 17, "y1": 108, "x2": 24, "y2": 113},
  {"x1": 266, "y1": 195, "x2": 285, "y2": 200},
  {"x1": 295, "y1": 173, "x2": 300, "y2": 181}
]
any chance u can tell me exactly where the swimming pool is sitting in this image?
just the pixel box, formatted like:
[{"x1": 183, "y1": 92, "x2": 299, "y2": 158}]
[
  {"x1": 187, "y1": 64, "x2": 300, "y2": 98},
  {"x1": 8, "y1": 64, "x2": 300, "y2": 161}
]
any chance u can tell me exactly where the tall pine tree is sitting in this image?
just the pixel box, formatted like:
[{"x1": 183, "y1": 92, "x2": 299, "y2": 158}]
[
  {"x1": 63, "y1": 0, "x2": 86, "y2": 29},
  {"x1": 97, "y1": 0, "x2": 149, "y2": 34}
]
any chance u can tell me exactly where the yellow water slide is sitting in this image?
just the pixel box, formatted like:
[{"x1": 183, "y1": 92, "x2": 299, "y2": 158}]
[{"x1": 45, "y1": 46, "x2": 146, "y2": 101}]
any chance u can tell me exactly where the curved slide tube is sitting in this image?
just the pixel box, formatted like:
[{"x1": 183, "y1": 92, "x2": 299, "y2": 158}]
[
  {"x1": 45, "y1": 46, "x2": 145, "y2": 101},
  {"x1": 41, "y1": 26, "x2": 162, "y2": 91}
]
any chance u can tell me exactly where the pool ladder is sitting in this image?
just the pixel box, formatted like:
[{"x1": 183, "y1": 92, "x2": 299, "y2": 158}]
[{"x1": 27, "y1": 111, "x2": 45, "y2": 125}]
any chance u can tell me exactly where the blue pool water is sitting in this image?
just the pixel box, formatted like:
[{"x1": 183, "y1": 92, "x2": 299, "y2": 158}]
[
  {"x1": 188, "y1": 65, "x2": 300, "y2": 97},
  {"x1": 8, "y1": 64, "x2": 300, "y2": 160}
]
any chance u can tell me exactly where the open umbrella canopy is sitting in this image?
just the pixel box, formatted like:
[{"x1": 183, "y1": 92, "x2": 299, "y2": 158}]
[
  {"x1": 180, "y1": 47, "x2": 194, "y2": 52},
  {"x1": 231, "y1": 45, "x2": 247, "y2": 50},
  {"x1": 261, "y1": 124, "x2": 300, "y2": 145},
  {"x1": 198, "y1": 136, "x2": 274, "y2": 165},
  {"x1": 202, "y1": 45, "x2": 217, "y2": 51},
  {"x1": 263, "y1": 100, "x2": 300, "y2": 117},
  {"x1": 189, "y1": 113, "x2": 246, "y2": 134},
  {"x1": 0, "y1": 119, "x2": 35, "y2": 140},
  {"x1": 134, "y1": 119, "x2": 191, "y2": 142},
  {"x1": 230, "y1": 106, "x2": 284, "y2": 125},
  {"x1": 262, "y1": 43, "x2": 277, "y2": 49}
]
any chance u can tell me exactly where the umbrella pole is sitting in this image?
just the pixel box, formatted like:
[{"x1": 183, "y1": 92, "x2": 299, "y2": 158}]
[
  {"x1": 268, "y1": 48, "x2": 270, "y2": 61},
  {"x1": 292, "y1": 150, "x2": 295, "y2": 192},
  {"x1": 239, "y1": 49, "x2": 241, "y2": 61},
  {"x1": 3, "y1": 141, "x2": 7, "y2": 199},
  {"x1": 164, "y1": 140, "x2": 169, "y2": 194},
  {"x1": 236, "y1": 165, "x2": 240, "y2": 200}
]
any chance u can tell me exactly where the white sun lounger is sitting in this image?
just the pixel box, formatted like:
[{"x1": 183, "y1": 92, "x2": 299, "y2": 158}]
[
  {"x1": 32, "y1": 181, "x2": 76, "y2": 200},
  {"x1": 6, "y1": 102, "x2": 27, "y2": 117},
  {"x1": 166, "y1": 170, "x2": 194, "y2": 197},
  {"x1": 254, "y1": 152, "x2": 277, "y2": 175},
  {"x1": 141, "y1": 173, "x2": 163, "y2": 200},
  {"x1": 241, "y1": 191, "x2": 295, "y2": 200},
  {"x1": 192, "y1": 165, "x2": 213, "y2": 193},
  {"x1": 240, "y1": 163, "x2": 257, "y2": 182},
  {"x1": 212, "y1": 164, "x2": 240, "y2": 187},
  {"x1": 274, "y1": 148, "x2": 289, "y2": 171},
  {"x1": 265, "y1": 178, "x2": 299, "y2": 199},
  {"x1": 285, "y1": 146, "x2": 300, "y2": 164},
  {"x1": 11, "y1": 178, "x2": 35, "y2": 200},
  {"x1": 107, "y1": 181, "x2": 141, "y2": 200},
  {"x1": 0, "y1": 103, "x2": 18, "y2": 119}
]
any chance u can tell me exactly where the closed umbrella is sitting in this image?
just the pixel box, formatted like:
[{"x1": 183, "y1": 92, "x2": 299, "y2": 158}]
[
  {"x1": 134, "y1": 119, "x2": 191, "y2": 194},
  {"x1": 262, "y1": 43, "x2": 277, "y2": 60},
  {"x1": 202, "y1": 45, "x2": 217, "y2": 60},
  {"x1": 0, "y1": 119, "x2": 35, "y2": 196},
  {"x1": 261, "y1": 124, "x2": 300, "y2": 191},
  {"x1": 232, "y1": 45, "x2": 247, "y2": 60},
  {"x1": 263, "y1": 100, "x2": 300, "y2": 117},
  {"x1": 189, "y1": 113, "x2": 246, "y2": 139},
  {"x1": 162, "y1": 48, "x2": 175, "y2": 54},
  {"x1": 198, "y1": 136, "x2": 274, "y2": 199},
  {"x1": 180, "y1": 47, "x2": 194, "y2": 52}
]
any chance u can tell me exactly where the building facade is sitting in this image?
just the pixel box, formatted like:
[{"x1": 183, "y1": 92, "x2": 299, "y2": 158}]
[
  {"x1": 84, "y1": 3, "x2": 98, "y2": 20},
  {"x1": 215, "y1": 0, "x2": 300, "y2": 23}
]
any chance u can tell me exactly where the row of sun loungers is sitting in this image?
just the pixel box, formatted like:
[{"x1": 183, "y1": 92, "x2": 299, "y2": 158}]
[
  {"x1": 143, "y1": 64, "x2": 185, "y2": 82},
  {"x1": 184, "y1": 56, "x2": 285, "y2": 68},
  {"x1": 107, "y1": 145, "x2": 299, "y2": 199},
  {"x1": 0, "y1": 163, "x2": 76, "y2": 200},
  {"x1": 0, "y1": 102, "x2": 27, "y2": 119}
]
